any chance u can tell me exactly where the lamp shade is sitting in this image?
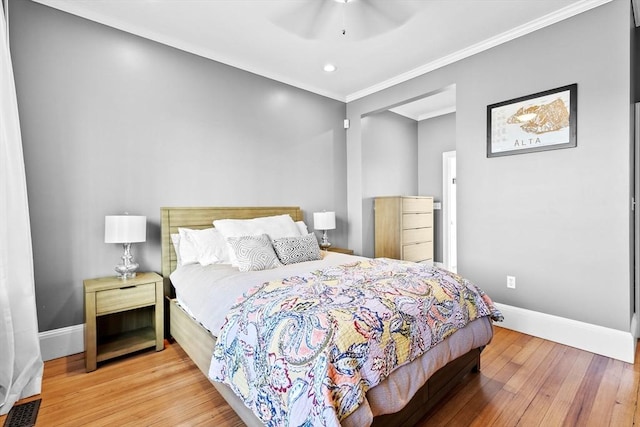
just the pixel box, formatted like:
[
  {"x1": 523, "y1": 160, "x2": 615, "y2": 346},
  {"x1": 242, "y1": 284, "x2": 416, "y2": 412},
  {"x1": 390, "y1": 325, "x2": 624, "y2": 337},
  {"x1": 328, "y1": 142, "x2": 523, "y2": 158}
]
[
  {"x1": 105, "y1": 215, "x2": 146, "y2": 243},
  {"x1": 313, "y1": 211, "x2": 336, "y2": 231}
]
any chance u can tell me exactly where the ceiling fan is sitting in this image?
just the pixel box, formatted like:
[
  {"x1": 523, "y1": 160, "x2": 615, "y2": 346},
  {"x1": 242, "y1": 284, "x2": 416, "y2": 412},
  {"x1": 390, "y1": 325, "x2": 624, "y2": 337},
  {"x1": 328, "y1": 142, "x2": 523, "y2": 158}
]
[{"x1": 272, "y1": 0, "x2": 413, "y2": 41}]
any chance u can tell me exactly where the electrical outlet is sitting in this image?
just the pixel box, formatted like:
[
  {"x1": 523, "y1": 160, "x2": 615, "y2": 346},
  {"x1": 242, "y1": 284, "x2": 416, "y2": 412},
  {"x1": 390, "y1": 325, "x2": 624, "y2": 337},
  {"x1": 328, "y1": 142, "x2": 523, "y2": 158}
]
[{"x1": 507, "y1": 276, "x2": 516, "y2": 289}]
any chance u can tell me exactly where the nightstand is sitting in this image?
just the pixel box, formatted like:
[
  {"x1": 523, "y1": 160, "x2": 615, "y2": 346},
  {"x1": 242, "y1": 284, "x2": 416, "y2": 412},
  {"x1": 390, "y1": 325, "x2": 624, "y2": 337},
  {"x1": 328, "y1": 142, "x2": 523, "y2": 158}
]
[
  {"x1": 327, "y1": 247, "x2": 354, "y2": 255},
  {"x1": 84, "y1": 272, "x2": 164, "y2": 372}
]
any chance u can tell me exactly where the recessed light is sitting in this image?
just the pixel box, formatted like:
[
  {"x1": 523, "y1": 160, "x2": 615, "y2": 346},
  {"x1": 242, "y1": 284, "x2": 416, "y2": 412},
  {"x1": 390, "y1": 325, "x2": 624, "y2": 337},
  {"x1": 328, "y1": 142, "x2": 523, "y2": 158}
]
[{"x1": 324, "y1": 64, "x2": 337, "y2": 72}]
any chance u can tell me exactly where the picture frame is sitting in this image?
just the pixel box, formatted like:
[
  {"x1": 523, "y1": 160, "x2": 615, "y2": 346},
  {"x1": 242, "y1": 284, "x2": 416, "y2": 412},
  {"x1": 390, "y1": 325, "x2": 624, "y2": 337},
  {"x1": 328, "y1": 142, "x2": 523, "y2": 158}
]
[{"x1": 487, "y1": 84, "x2": 577, "y2": 158}]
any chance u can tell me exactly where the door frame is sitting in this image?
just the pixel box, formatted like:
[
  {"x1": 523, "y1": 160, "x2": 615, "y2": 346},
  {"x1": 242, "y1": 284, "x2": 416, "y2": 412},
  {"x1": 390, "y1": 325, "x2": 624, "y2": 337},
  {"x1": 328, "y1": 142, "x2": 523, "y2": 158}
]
[
  {"x1": 633, "y1": 105, "x2": 639, "y2": 338},
  {"x1": 442, "y1": 151, "x2": 456, "y2": 272}
]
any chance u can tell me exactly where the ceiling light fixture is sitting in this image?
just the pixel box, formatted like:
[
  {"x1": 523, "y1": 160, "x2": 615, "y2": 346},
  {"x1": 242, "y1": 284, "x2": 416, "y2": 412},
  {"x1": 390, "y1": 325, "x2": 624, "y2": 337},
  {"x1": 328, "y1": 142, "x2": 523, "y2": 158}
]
[{"x1": 324, "y1": 64, "x2": 337, "y2": 72}]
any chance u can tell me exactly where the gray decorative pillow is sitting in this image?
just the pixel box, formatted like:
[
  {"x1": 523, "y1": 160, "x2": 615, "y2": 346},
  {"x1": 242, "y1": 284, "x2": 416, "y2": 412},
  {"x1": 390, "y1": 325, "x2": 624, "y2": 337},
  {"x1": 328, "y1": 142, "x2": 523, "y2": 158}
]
[
  {"x1": 227, "y1": 234, "x2": 283, "y2": 272},
  {"x1": 272, "y1": 233, "x2": 322, "y2": 265}
]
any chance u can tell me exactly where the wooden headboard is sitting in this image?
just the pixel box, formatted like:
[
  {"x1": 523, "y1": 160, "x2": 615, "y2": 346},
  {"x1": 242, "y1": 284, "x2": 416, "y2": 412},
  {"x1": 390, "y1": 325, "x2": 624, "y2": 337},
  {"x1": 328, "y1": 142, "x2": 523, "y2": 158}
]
[{"x1": 160, "y1": 206, "x2": 303, "y2": 297}]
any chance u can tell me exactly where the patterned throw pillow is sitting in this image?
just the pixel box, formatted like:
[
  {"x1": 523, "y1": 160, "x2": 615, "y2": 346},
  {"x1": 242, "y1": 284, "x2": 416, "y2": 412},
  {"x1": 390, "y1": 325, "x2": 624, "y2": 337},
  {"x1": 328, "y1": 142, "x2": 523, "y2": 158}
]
[
  {"x1": 272, "y1": 233, "x2": 322, "y2": 265},
  {"x1": 227, "y1": 234, "x2": 283, "y2": 272}
]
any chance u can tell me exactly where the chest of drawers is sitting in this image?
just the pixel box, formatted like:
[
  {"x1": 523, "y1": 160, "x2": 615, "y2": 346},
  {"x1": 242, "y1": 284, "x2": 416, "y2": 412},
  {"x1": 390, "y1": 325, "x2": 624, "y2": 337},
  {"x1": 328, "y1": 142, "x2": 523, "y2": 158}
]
[{"x1": 374, "y1": 196, "x2": 434, "y2": 263}]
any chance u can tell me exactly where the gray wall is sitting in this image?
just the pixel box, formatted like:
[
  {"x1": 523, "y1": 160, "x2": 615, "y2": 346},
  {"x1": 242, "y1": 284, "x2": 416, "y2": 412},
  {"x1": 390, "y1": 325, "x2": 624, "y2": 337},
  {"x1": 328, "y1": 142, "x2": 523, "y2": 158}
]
[
  {"x1": 9, "y1": 0, "x2": 347, "y2": 332},
  {"x1": 418, "y1": 112, "x2": 456, "y2": 262},
  {"x1": 347, "y1": 0, "x2": 632, "y2": 331},
  {"x1": 361, "y1": 111, "x2": 418, "y2": 258}
]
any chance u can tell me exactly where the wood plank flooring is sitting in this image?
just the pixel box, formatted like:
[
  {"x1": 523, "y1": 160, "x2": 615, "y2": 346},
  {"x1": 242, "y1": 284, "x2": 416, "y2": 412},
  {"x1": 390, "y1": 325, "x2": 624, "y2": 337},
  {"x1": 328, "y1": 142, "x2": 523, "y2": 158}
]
[{"x1": 2, "y1": 326, "x2": 638, "y2": 426}]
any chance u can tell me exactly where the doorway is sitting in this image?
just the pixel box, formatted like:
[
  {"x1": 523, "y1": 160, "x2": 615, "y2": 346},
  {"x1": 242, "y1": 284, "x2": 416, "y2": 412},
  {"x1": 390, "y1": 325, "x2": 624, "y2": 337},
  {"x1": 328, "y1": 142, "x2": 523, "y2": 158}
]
[{"x1": 443, "y1": 151, "x2": 457, "y2": 272}]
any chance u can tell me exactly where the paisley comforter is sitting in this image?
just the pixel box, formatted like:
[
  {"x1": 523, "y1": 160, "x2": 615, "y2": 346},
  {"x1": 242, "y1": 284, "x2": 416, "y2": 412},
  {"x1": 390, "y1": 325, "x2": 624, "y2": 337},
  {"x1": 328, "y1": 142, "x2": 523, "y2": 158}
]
[{"x1": 209, "y1": 258, "x2": 503, "y2": 426}]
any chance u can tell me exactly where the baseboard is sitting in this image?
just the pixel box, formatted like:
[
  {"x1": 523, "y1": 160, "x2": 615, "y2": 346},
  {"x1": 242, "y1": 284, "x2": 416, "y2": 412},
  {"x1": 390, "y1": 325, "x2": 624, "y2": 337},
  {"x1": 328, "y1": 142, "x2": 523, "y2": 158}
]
[
  {"x1": 39, "y1": 324, "x2": 84, "y2": 362},
  {"x1": 494, "y1": 303, "x2": 636, "y2": 364}
]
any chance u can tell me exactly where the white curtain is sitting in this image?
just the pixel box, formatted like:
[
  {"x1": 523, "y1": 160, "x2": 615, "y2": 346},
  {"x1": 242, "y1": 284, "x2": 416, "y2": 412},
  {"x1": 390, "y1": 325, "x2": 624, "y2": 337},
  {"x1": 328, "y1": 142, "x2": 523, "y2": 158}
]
[{"x1": 0, "y1": 1, "x2": 44, "y2": 415}]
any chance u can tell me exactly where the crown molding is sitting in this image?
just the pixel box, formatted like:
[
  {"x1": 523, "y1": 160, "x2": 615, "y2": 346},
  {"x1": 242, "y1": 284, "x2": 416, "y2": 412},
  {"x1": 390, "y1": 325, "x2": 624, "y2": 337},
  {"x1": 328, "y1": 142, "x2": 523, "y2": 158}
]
[
  {"x1": 345, "y1": 0, "x2": 613, "y2": 102},
  {"x1": 30, "y1": 0, "x2": 347, "y2": 102},
  {"x1": 31, "y1": 0, "x2": 611, "y2": 105}
]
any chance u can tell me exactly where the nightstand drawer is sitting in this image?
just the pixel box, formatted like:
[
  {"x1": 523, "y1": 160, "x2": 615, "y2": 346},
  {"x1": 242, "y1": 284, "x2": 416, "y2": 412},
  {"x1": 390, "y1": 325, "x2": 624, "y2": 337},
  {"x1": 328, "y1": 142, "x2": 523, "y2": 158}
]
[{"x1": 96, "y1": 283, "x2": 156, "y2": 315}]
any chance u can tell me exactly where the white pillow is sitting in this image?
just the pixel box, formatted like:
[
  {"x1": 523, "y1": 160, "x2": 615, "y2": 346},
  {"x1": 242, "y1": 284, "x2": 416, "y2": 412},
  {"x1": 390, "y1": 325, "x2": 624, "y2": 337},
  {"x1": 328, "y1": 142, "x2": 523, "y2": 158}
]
[
  {"x1": 176, "y1": 229, "x2": 200, "y2": 265},
  {"x1": 295, "y1": 220, "x2": 309, "y2": 235},
  {"x1": 213, "y1": 214, "x2": 301, "y2": 265},
  {"x1": 171, "y1": 233, "x2": 183, "y2": 266},
  {"x1": 226, "y1": 234, "x2": 283, "y2": 272},
  {"x1": 178, "y1": 227, "x2": 231, "y2": 266}
]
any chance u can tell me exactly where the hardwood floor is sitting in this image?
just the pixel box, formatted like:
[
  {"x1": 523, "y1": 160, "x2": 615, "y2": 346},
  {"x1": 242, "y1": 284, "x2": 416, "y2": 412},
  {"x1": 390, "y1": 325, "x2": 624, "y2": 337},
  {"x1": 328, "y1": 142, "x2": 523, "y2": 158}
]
[{"x1": 2, "y1": 326, "x2": 638, "y2": 426}]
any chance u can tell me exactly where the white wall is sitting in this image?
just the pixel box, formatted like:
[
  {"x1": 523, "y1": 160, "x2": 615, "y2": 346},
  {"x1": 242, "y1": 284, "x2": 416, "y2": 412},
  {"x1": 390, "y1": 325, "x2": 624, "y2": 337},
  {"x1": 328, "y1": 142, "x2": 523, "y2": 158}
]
[
  {"x1": 418, "y1": 112, "x2": 456, "y2": 262},
  {"x1": 361, "y1": 111, "x2": 418, "y2": 258},
  {"x1": 9, "y1": 0, "x2": 347, "y2": 332},
  {"x1": 347, "y1": 0, "x2": 632, "y2": 332},
  {"x1": 8, "y1": 0, "x2": 634, "y2": 347}
]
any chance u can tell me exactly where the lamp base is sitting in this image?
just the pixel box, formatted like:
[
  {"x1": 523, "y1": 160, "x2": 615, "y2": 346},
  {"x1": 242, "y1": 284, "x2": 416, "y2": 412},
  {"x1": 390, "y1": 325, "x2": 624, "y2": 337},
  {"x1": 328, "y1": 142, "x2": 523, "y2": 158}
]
[
  {"x1": 114, "y1": 268, "x2": 137, "y2": 280},
  {"x1": 115, "y1": 243, "x2": 139, "y2": 279},
  {"x1": 319, "y1": 230, "x2": 331, "y2": 251}
]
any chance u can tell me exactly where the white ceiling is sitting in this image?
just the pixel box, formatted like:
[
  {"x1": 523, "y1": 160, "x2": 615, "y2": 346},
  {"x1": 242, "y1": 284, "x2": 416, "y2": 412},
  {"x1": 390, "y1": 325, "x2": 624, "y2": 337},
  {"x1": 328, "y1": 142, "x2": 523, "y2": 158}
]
[{"x1": 33, "y1": 0, "x2": 610, "y2": 112}]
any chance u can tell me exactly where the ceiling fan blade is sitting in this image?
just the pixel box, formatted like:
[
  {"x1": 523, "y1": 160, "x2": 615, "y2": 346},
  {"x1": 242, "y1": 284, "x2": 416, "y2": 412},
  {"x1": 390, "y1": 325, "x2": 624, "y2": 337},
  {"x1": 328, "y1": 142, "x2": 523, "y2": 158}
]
[
  {"x1": 272, "y1": 0, "x2": 336, "y2": 40},
  {"x1": 359, "y1": 0, "x2": 413, "y2": 26},
  {"x1": 344, "y1": 0, "x2": 413, "y2": 39}
]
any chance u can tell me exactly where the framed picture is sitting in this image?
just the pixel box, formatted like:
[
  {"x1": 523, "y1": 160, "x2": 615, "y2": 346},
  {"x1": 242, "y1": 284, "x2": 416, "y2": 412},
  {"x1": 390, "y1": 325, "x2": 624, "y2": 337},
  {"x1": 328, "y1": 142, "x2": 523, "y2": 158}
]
[{"x1": 487, "y1": 84, "x2": 577, "y2": 158}]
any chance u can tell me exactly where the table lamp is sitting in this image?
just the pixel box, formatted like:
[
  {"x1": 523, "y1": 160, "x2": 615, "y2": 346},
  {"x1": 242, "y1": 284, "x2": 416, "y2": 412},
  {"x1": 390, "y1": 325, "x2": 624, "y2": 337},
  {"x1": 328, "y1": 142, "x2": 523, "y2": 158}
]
[
  {"x1": 105, "y1": 214, "x2": 146, "y2": 279},
  {"x1": 313, "y1": 211, "x2": 336, "y2": 251}
]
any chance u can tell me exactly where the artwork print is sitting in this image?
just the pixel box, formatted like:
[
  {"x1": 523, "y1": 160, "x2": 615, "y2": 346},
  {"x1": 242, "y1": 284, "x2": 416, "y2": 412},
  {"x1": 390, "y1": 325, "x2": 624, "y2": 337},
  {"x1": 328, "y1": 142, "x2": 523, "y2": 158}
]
[{"x1": 487, "y1": 84, "x2": 577, "y2": 157}]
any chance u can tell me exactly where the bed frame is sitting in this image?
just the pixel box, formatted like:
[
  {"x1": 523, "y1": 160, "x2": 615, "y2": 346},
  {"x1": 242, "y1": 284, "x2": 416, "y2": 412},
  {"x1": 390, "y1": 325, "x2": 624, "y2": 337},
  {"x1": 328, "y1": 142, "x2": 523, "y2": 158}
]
[{"x1": 160, "y1": 206, "x2": 483, "y2": 426}]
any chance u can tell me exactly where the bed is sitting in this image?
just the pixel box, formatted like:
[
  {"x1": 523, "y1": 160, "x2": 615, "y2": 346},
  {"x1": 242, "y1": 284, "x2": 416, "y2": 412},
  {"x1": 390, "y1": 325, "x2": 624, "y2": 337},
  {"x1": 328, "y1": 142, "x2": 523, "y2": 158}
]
[{"x1": 160, "y1": 206, "x2": 500, "y2": 426}]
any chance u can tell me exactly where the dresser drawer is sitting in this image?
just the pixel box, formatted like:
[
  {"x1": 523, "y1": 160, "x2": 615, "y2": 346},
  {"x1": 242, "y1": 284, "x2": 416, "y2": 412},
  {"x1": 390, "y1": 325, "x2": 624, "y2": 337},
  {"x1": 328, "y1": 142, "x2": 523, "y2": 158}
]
[
  {"x1": 403, "y1": 213, "x2": 432, "y2": 229},
  {"x1": 402, "y1": 198, "x2": 433, "y2": 213},
  {"x1": 403, "y1": 227, "x2": 433, "y2": 245},
  {"x1": 96, "y1": 283, "x2": 156, "y2": 315},
  {"x1": 403, "y1": 242, "x2": 434, "y2": 263}
]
